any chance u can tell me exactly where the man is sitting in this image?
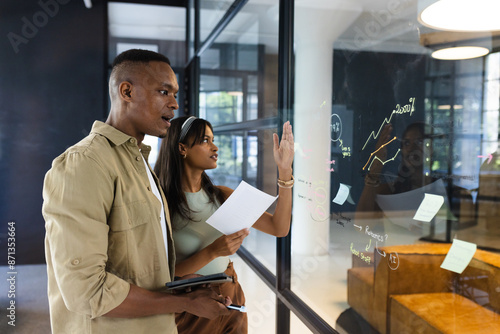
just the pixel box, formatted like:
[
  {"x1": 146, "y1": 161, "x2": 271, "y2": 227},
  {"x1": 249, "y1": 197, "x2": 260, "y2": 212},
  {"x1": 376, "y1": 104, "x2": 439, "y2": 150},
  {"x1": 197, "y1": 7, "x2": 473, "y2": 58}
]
[{"x1": 42, "y1": 49, "x2": 230, "y2": 333}]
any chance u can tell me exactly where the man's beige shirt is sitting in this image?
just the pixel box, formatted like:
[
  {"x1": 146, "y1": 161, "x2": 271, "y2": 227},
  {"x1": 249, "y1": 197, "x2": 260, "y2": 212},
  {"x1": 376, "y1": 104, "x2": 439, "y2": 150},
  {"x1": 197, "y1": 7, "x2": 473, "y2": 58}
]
[{"x1": 43, "y1": 121, "x2": 177, "y2": 333}]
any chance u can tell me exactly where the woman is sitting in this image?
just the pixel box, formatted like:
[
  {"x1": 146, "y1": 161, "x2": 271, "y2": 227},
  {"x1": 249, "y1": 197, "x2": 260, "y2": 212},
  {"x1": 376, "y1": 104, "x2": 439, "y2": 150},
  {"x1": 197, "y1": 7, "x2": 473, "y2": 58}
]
[
  {"x1": 357, "y1": 123, "x2": 429, "y2": 207},
  {"x1": 154, "y1": 116, "x2": 294, "y2": 333},
  {"x1": 356, "y1": 122, "x2": 429, "y2": 217}
]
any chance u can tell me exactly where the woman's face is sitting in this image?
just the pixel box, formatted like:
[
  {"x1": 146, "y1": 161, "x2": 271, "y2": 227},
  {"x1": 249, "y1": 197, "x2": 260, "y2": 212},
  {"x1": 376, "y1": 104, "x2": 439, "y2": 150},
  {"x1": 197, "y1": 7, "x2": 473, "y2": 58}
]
[
  {"x1": 183, "y1": 125, "x2": 219, "y2": 171},
  {"x1": 401, "y1": 127, "x2": 424, "y2": 170}
]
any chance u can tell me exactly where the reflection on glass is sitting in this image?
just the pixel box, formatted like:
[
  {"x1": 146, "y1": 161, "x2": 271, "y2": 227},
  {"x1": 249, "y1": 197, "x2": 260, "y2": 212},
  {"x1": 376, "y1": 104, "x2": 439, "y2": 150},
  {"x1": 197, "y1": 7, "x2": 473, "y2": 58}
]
[
  {"x1": 108, "y1": 3, "x2": 186, "y2": 67},
  {"x1": 200, "y1": 1, "x2": 280, "y2": 279},
  {"x1": 188, "y1": 0, "x2": 195, "y2": 59},
  {"x1": 290, "y1": 313, "x2": 313, "y2": 334},
  {"x1": 200, "y1": 89, "x2": 244, "y2": 125},
  {"x1": 207, "y1": 133, "x2": 243, "y2": 190},
  {"x1": 200, "y1": 1, "x2": 234, "y2": 42},
  {"x1": 199, "y1": 0, "x2": 279, "y2": 123},
  {"x1": 199, "y1": 45, "x2": 263, "y2": 123},
  {"x1": 231, "y1": 255, "x2": 276, "y2": 333},
  {"x1": 290, "y1": 0, "x2": 500, "y2": 332}
]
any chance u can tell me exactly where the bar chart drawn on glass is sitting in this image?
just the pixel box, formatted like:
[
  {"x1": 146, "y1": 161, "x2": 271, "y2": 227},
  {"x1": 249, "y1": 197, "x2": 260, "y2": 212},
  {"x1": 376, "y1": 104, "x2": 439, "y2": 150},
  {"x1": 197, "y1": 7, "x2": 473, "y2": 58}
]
[{"x1": 362, "y1": 97, "x2": 416, "y2": 171}]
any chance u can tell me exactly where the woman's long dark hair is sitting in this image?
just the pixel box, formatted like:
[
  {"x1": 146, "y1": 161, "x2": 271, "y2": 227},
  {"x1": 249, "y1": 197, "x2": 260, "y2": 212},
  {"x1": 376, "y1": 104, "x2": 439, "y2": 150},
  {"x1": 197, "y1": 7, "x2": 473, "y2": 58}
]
[{"x1": 154, "y1": 116, "x2": 225, "y2": 226}]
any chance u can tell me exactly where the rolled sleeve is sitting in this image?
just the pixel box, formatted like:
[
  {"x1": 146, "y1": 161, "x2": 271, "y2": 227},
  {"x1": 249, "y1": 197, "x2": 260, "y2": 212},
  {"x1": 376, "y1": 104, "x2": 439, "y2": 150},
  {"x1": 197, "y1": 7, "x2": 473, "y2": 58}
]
[{"x1": 44, "y1": 150, "x2": 128, "y2": 317}]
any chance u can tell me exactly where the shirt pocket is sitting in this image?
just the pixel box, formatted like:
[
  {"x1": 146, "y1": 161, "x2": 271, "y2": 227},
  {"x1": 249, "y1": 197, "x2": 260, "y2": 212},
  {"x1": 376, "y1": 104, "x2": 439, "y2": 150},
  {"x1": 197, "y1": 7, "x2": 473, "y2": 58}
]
[
  {"x1": 107, "y1": 199, "x2": 161, "y2": 283},
  {"x1": 108, "y1": 199, "x2": 152, "y2": 231}
]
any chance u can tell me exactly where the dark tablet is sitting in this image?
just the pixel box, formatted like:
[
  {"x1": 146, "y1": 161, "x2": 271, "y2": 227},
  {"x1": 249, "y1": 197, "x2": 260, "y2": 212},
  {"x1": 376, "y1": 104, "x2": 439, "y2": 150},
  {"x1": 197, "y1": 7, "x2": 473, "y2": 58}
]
[{"x1": 165, "y1": 272, "x2": 233, "y2": 290}]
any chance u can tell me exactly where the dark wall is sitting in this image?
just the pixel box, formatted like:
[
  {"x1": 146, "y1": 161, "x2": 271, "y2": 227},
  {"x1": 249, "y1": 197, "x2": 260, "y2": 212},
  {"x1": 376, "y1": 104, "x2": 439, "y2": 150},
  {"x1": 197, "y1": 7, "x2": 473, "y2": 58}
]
[
  {"x1": 0, "y1": 0, "x2": 107, "y2": 264},
  {"x1": 331, "y1": 50, "x2": 427, "y2": 213}
]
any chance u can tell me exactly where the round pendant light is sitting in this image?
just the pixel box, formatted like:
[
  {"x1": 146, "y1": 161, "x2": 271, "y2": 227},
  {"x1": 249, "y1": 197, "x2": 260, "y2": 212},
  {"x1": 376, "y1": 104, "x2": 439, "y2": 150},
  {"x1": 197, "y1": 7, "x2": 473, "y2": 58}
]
[
  {"x1": 431, "y1": 46, "x2": 489, "y2": 60},
  {"x1": 419, "y1": 0, "x2": 500, "y2": 32}
]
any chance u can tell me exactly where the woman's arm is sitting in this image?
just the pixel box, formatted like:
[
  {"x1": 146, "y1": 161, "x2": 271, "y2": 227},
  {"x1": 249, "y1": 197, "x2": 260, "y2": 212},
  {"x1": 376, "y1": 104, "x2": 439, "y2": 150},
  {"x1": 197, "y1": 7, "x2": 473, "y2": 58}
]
[
  {"x1": 174, "y1": 228, "x2": 249, "y2": 277},
  {"x1": 251, "y1": 121, "x2": 294, "y2": 237}
]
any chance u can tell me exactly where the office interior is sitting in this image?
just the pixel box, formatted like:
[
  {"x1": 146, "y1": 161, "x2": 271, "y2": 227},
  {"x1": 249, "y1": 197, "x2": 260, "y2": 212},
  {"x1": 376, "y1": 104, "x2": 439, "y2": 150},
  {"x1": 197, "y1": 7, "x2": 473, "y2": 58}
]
[{"x1": 2, "y1": 0, "x2": 500, "y2": 333}]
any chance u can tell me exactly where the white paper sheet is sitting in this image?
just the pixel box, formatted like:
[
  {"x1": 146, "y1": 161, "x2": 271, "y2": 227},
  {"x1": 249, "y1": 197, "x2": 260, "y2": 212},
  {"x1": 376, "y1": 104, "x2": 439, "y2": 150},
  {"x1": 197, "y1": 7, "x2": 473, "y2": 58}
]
[
  {"x1": 440, "y1": 239, "x2": 477, "y2": 274},
  {"x1": 333, "y1": 183, "x2": 350, "y2": 205},
  {"x1": 375, "y1": 179, "x2": 455, "y2": 230},
  {"x1": 206, "y1": 181, "x2": 278, "y2": 235},
  {"x1": 413, "y1": 193, "x2": 444, "y2": 222}
]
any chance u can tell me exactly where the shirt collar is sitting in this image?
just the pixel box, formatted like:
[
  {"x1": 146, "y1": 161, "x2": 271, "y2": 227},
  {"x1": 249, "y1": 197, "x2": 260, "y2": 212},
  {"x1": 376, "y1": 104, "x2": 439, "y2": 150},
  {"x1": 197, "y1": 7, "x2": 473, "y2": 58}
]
[{"x1": 90, "y1": 121, "x2": 152, "y2": 154}]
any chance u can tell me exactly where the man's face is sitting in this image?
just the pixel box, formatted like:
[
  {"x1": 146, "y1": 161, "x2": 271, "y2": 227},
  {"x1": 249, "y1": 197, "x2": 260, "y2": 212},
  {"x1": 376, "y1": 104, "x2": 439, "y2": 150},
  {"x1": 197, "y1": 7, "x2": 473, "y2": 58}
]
[{"x1": 127, "y1": 61, "x2": 179, "y2": 140}]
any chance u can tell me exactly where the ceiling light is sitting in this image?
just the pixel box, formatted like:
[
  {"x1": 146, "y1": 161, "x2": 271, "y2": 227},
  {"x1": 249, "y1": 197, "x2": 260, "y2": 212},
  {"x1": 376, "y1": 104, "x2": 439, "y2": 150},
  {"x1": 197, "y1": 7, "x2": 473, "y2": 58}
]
[
  {"x1": 431, "y1": 46, "x2": 489, "y2": 60},
  {"x1": 419, "y1": 0, "x2": 500, "y2": 32},
  {"x1": 437, "y1": 105, "x2": 464, "y2": 110},
  {"x1": 227, "y1": 91, "x2": 243, "y2": 97}
]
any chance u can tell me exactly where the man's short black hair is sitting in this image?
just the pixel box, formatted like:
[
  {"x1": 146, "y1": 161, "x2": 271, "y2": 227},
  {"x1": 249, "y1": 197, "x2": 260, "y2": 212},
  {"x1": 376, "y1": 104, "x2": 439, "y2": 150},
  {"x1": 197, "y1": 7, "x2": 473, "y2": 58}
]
[{"x1": 112, "y1": 49, "x2": 171, "y2": 69}]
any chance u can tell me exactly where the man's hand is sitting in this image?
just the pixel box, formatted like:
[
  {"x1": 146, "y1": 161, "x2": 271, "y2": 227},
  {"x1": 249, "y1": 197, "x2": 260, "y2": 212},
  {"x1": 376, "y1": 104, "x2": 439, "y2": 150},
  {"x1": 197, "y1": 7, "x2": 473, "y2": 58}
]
[{"x1": 183, "y1": 288, "x2": 231, "y2": 319}]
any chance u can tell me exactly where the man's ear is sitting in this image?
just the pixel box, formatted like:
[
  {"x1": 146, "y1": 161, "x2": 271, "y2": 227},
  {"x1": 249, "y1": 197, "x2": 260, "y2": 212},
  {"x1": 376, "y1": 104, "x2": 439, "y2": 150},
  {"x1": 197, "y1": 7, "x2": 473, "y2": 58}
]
[{"x1": 119, "y1": 82, "x2": 133, "y2": 101}]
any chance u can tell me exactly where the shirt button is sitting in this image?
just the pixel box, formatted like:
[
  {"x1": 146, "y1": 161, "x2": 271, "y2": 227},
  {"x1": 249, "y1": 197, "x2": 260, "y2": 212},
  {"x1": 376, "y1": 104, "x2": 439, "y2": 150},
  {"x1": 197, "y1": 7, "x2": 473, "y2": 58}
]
[
  {"x1": 129, "y1": 138, "x2": 135, "y2": 144},
  {"x1": 71, "y1": 259, "x2": 80, "y2": 265},
  {"x1": 136, "y1": 156, "x2": 141, "y2": 161},
  {"x1": 147, "y1": 186, "x2": 151, "y2": 191}
]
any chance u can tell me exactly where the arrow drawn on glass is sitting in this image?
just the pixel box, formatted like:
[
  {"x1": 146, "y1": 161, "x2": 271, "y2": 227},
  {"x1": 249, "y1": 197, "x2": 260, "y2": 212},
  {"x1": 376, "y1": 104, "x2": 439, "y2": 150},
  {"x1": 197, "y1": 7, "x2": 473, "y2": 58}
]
[{"x1": 376, "y1": 241, "x2": 386, "y2": 257}]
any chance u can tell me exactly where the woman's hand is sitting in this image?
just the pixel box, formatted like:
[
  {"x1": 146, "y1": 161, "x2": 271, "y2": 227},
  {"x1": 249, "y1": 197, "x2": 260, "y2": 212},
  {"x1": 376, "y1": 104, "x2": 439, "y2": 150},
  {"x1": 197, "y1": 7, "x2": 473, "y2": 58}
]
[
  {"x1": 174, "y1": 228, "x2": 249, "y2": 277},
  {"x1": 208, "y1": 229, "x2": 250, "y2": 258},
  {"x1": 273, "y1": 121, "x2": 295, "y2": 176}
]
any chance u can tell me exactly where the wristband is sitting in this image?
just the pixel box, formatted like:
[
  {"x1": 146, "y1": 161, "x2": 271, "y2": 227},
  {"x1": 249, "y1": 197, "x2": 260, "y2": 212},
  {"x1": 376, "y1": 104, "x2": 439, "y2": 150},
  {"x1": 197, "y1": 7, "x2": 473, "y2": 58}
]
[
  {"x1": 277, "y1": 175, "x2": 294, "y2": 188},
  {"x1": 364, "y1": 174, "x2": 380, "y2": 187}
]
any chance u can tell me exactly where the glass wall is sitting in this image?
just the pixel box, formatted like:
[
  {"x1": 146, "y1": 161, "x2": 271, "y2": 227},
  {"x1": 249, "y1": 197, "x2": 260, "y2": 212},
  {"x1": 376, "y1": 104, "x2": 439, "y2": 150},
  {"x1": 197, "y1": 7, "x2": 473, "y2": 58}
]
[
  {"x1": 187, "y1": 0, "x2": 500, "y2": 333},
  {"x1": 189, "y1": 1, "x2": 287, "y2": 332},
  {"x1": 197, "y1": 0, "x2": 281, "y2": 278},
  {"x1": 200, "y1": 0, "x2": 235, "y2": 42},
  {"x1": 291, "y1": 1, "x2": 500, "y2": 333}
]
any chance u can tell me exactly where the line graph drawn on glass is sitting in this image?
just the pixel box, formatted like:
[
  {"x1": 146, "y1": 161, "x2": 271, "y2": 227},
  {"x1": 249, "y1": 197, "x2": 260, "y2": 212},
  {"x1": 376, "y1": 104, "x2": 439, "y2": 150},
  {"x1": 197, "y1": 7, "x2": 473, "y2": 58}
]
[{"x1": 362, "y1": 97, "x2": 416, "y2": 151}]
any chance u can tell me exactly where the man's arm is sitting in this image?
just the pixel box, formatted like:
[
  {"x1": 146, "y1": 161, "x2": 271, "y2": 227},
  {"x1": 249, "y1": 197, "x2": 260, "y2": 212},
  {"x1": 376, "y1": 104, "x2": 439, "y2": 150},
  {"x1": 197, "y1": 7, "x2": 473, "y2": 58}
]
[
  {"x1": 104, "y1": 284, "x2": 230, "y2": 319},
  {"x1": 44, "y1": 150, "x2": 230, "y2": 320},
  {"x1": 43, "y1": 152, "x2": 129, "y2": 318}
]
